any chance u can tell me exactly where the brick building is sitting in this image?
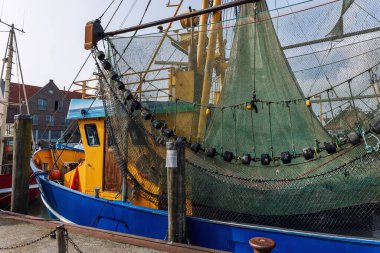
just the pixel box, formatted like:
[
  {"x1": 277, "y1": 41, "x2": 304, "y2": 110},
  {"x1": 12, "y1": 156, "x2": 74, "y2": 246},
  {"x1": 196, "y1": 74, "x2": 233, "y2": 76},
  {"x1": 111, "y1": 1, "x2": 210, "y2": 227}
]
[{"x1": 5, "y1": 79, "x2": 82, "y2": 144}]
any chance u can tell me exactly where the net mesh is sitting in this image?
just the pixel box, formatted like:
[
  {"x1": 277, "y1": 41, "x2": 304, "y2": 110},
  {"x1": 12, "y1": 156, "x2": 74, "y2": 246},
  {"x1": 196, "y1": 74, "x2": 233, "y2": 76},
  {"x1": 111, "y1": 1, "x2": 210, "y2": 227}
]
[{"x1": 97, "y1": 0, "x2": 380, "y2": 235}]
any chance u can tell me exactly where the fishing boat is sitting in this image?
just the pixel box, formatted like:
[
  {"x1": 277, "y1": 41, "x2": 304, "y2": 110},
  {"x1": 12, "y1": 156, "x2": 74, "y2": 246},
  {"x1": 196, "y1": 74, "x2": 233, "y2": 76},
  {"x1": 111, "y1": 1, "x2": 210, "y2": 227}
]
[
  {"x1": 31, "y1": 0, "x2": 380, "y2": 252},
  {"x1": 30, "y1": 99, "x2": 380, "y2": 252}
]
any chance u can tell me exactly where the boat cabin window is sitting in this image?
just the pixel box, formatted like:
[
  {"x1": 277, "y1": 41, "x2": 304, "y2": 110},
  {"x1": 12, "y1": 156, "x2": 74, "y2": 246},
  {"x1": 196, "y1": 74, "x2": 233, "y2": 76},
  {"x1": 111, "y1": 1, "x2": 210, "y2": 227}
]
[{"x1": 84, "y1": 124, "x2": 100, "y2": 146}]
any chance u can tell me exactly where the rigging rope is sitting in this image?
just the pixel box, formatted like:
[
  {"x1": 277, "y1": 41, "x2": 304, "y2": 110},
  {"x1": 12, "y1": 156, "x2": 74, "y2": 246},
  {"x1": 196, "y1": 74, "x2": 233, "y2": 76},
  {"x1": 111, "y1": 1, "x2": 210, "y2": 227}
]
[
  {"x1": 294, "y1": 45, "x2": 380, "y2": 73},
  {"x1": 99, "y1": 0, "x2": 117, "y2": 20},
  {"x1": 232, "y1": 107, "x2": 238, "y2": 156},
  {"x1": 109, "y1": 0, "x2": 333, "y2": 39},
  {"x1": 287, "y1": 35, "x2": 380, "y2": 59},
  {"x1": 115, "y1": 0, "x2": 153, "y2": 66},
  {"x1": 353, "y1": 2, "x2": 380, "y2": 24},
  {"x1": 287, "y1": 102, "x2": 295, "y2": 153},
  {"x1": 190, "y1": 104, "x2": 196, "y2": 142},
  {"x1": 221, "y1": 108, "x2": 224, "y2": 153},
  {"x1": 105, "y1": 0, "x2": 124, "y2": 30},
  {"x1": 38, "y1": 52, "x2": 92, "y2": 143},
  {"x1": 268, "y1": 102, "x2": 274, "y2": 158},
  {"x1": 326, "y1": 89, "x2": 337, "y2": 136},
  {"x1": 119, "y1": 0, "x2": 139, "y2": 29},
  {"x1": 250, "y1": 109, "x2": 256, "y2": 155},
  {"x1": 347, "y1": 79, "x2": 360, "y2": 125},
  {"x1": 284, "y1": 0, "x2": 338, "y2": 98},
  {"x1": 253, "y1": 3, "x2": 257, "y2": 93},
  {"x1": 174, "y1": 99, "x2": 178, "y2": 132}
]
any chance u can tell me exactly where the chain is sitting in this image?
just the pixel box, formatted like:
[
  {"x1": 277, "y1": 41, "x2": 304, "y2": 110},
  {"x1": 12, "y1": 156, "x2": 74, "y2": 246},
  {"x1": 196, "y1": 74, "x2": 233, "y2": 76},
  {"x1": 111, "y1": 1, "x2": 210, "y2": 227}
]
[
  {"x1": 66, "y1": 234, "x2": 83, "y2": 253},
  {"x1": 0, "y1": 229, "x2": 56, "y2": 250},
  {"x1": 0, "y1": 226, "x2": 83, "y2": 253}
]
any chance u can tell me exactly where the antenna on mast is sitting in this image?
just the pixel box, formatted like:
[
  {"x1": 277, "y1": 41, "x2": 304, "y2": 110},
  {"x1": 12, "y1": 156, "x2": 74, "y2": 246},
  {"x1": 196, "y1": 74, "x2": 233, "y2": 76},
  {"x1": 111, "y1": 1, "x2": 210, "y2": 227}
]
[
  {"x1": 21, "y1": 9, "x2": 25, "y2": 32},
  {"x1": 0, "y1": 0, "x2": 4, "y2": 20},
  {"x1": 0, "y1": 19, "x2": 25, "y2": 33}
]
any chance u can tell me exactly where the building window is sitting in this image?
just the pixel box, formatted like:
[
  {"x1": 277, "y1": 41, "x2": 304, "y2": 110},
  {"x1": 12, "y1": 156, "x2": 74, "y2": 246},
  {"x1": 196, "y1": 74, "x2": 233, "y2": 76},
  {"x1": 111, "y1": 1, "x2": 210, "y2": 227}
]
[
  {"x1": 38, "y1": 99, "x2": 47, "y2": 110},
  {"x1": 46, "y1": 115, "x2": 54, "y2": 126},
  {"x1": 51, "y1": 130, "x2": 62, "y2": 141},
  {"x1": 32, "y1": 115, "x2": 39, "y2": 125},
  {"x1": 55, "y1": 100, "x2": 63, "y2": 111},
  {"x1": 62, "y1": 118, "x2": 70, "y2": 126},
  {"x1": 84, "y1": 124, "x2": 100, "y2": 146}
]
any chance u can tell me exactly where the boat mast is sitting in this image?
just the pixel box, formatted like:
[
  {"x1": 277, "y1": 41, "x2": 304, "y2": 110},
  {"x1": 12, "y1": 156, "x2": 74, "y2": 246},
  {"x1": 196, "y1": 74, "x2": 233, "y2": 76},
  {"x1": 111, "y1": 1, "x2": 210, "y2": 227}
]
[
  {"x1": 196, "y1": 0, "x2": 210, "y2": 75},
  {"x1": 197, "y1": 0, "x2": 222, "y2": 141},
  {"x1": 215, "y1": 16, "x2": 226, "y2": 105},
  {"x1": 0, "y1": 25, "x2": 15, "y2": 169}
]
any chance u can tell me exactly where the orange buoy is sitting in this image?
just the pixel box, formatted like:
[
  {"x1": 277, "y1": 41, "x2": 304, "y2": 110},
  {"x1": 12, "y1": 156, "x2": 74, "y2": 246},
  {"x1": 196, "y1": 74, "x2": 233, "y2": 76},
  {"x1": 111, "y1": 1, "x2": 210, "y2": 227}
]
[
  {"x1": 49, "y1": 169, "x2": 61, "y2": 180},
  {"x1": 306, "y1": 99, "x2": 312, "y2": 107}
]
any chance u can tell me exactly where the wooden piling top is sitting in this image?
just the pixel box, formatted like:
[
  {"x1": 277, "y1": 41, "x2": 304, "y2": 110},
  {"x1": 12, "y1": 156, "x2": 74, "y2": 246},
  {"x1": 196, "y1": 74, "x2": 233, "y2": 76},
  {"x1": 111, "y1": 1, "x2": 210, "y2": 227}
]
[{"x1": 249, "y1": 237, "x2": 276, "y2": 252}]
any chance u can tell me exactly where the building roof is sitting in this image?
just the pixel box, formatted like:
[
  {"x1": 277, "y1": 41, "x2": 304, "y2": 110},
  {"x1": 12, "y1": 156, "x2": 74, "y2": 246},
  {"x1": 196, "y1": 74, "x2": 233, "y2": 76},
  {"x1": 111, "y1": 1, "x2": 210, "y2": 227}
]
[
  {"x1": 7, "y1": 81, "x2": 82, "y2": 104},
  {"x1": 324, "y1": 105, "x2": 367, "y2": 131},
  {"x1": 9, "y1": 83, "x2": 41, "y2": 104},
  {"x1": 63, "y1": 90, "x2": 83, "y2": 100}
]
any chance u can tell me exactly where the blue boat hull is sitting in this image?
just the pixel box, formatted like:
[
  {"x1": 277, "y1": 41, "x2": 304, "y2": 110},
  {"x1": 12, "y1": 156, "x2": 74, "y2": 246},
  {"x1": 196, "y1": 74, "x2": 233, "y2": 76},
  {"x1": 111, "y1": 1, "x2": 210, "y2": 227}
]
[{"x1": 31, "y1": 161, "x2": 380, "y2": 253}]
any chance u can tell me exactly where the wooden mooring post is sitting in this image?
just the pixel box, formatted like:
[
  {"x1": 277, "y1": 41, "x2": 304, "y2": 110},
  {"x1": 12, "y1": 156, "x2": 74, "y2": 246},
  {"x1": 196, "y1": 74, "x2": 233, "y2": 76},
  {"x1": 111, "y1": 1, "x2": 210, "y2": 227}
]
[
  {"x1": 166, "y1": 140, "x2": 186, "y2": 243},
  {"x1": 11, "y1": 114, "x2": 32, "y2": 214},
  {"x1": 57, "y1": 224, "x2": 68, "y2": 253}
]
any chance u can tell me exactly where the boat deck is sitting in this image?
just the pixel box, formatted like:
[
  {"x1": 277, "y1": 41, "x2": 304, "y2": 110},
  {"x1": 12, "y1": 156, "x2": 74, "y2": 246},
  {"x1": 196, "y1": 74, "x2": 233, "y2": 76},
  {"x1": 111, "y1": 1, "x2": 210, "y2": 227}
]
[{"x1": 0, "y1": 210, "x2": 228, "y2": 253}]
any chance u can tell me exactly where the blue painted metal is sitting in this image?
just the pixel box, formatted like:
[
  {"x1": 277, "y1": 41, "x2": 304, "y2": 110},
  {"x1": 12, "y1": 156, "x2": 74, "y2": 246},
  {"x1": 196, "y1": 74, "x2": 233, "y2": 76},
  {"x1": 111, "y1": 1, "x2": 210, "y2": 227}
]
[
  {"x1": 54, "y1": 143, "x2": 84, "y2": 152},
  {"x1": 67, "y1": 99, "x2": 195, "y2": 120},
  {"x1": 31, "y1": 158, "x2": 380, "y2": 253},
  {"x1": 67, "y1": 99, "x2": 105, "y2": 119}
]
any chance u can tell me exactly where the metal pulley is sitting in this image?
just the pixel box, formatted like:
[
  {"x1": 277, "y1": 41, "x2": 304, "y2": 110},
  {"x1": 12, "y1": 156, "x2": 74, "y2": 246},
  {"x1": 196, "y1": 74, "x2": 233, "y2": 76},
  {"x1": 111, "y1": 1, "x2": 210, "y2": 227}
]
[{"x1": 180, "y1": 9, "x2": 199, "y2": 28}]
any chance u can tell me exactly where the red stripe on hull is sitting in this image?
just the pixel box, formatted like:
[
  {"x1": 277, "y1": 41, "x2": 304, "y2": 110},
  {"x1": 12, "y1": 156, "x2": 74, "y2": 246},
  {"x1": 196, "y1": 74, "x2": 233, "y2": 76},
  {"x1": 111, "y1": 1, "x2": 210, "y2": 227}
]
[{"x1": 0, "y1": 174, "x2": 40, "y2": 209}]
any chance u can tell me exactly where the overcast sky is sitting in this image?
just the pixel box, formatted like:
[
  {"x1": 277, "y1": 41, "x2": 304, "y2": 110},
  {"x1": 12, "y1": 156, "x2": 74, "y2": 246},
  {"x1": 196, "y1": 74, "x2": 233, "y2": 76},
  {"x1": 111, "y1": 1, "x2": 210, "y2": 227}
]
[
  {"x1": 0, "y1": 0, "x2": 323, "y2": 90},
  {"x1": 0, "y1": 0, "x2": 205, "y2": 90}
]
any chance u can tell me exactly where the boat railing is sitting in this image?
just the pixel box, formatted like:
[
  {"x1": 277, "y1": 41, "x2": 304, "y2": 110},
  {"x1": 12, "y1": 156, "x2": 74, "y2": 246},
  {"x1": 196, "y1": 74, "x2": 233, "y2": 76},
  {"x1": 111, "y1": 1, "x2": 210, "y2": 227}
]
[{"x1": 73, "y1": 67, "x2": 174, "y2": 102}]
